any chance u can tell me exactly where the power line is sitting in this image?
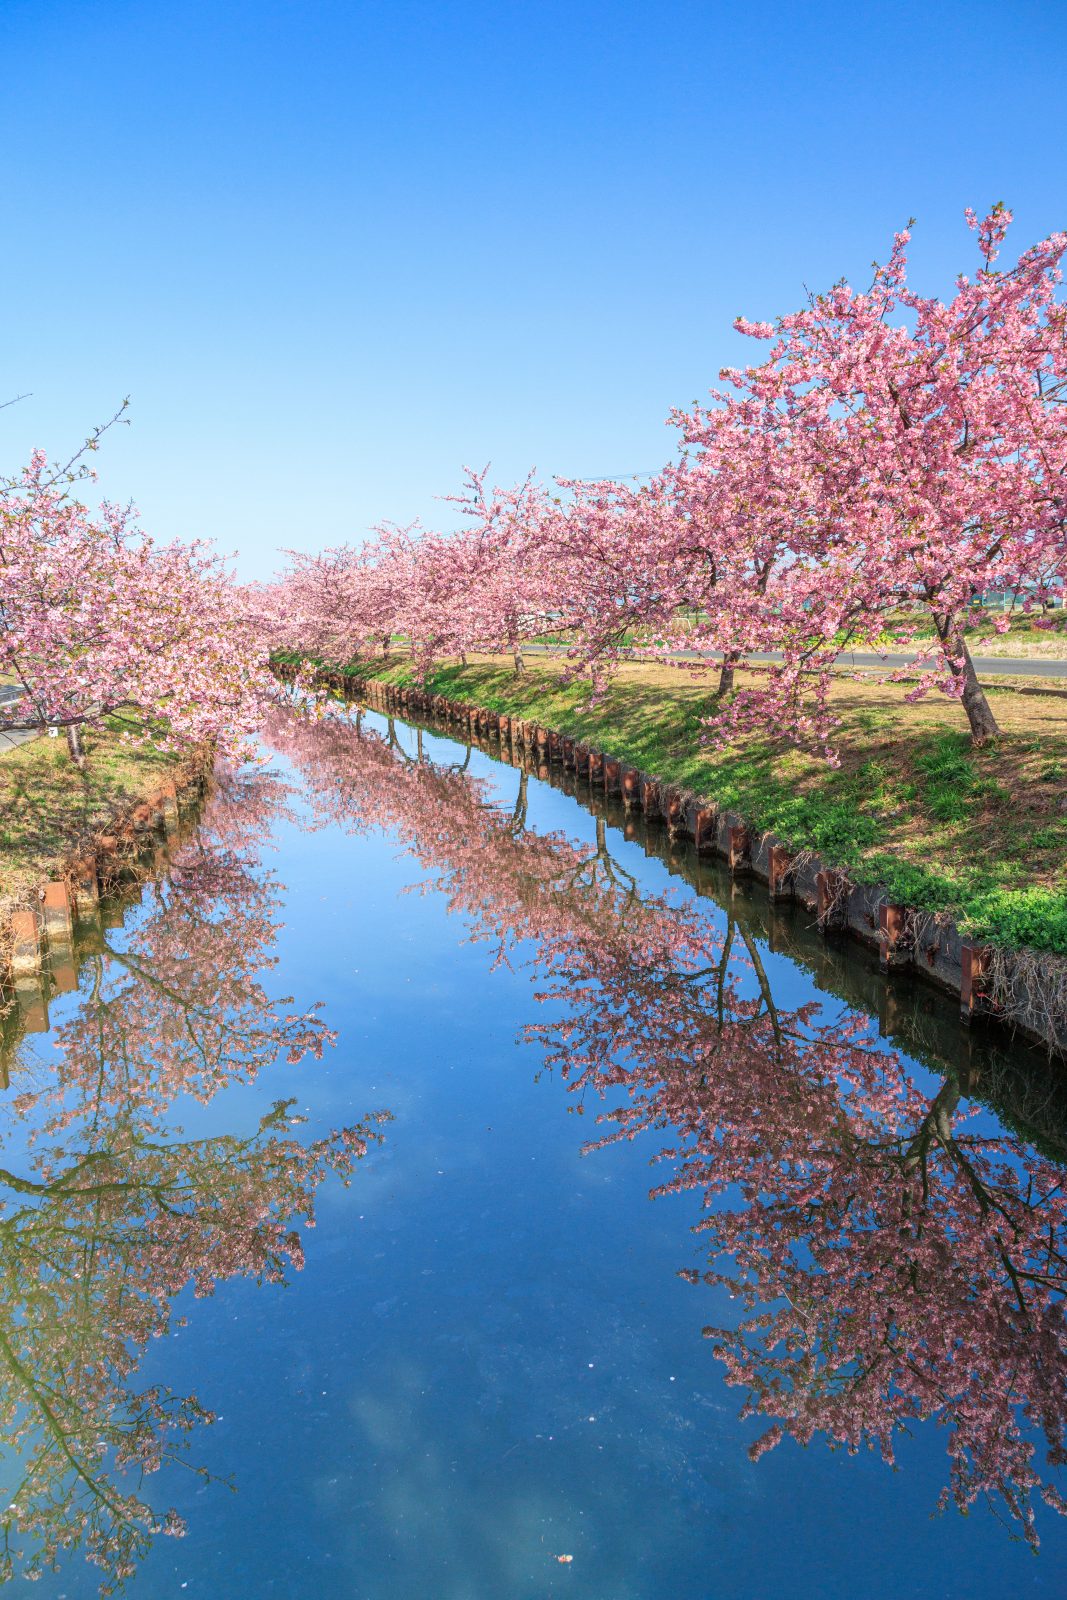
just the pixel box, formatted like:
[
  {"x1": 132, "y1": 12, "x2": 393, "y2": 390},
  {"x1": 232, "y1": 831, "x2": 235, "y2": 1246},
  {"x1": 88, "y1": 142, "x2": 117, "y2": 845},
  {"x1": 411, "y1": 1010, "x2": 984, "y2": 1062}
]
[{"x1": 562, "y1": 469, "x2": 660, "y2": 483}]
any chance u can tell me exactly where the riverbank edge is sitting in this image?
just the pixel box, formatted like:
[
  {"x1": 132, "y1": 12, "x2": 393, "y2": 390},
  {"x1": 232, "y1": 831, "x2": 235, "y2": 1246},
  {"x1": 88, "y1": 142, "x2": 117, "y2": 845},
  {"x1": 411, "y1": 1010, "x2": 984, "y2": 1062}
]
[
  {"x1": 292, "y1": 660, "x2": 1066, "y2": 1058},
  {"x1": 0, "y1": 743, "x2": 214, "y2": 993}
]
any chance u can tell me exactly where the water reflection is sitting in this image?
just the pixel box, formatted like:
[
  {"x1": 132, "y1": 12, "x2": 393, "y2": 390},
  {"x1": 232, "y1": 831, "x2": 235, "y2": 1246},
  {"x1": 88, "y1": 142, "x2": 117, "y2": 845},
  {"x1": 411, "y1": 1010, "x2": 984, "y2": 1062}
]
[
  {"x1": 0, "y1": 766, "x2": 386, "y2": 1592},
  {"x1": 274, "y1": 704, "x2": 1067, "y2": 1549}
]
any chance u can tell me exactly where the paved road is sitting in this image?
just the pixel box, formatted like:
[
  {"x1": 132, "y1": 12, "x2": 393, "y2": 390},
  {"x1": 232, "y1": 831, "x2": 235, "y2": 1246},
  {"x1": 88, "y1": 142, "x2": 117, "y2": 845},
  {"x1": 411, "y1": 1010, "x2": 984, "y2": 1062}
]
[
  {"x1": 0, "y1": 727, "x2": 38, "y2": 754},
  {"x1": 0, "y1": 687, "x2": 40, "y2": 755},
  {"x1": 525, "y1": 643, "x2": 1067, "y2": 679}
]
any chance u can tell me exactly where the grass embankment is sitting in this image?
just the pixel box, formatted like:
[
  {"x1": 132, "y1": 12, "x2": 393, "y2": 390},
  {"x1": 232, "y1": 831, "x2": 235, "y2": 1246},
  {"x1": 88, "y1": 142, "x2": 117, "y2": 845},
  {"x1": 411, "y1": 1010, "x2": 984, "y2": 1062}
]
[
  {"x1": 343, "y1": 653, "x2": 1067, "y2": 957},
  {"x1": 0, "y1": 722, "x2": 183, "y2": 919}
]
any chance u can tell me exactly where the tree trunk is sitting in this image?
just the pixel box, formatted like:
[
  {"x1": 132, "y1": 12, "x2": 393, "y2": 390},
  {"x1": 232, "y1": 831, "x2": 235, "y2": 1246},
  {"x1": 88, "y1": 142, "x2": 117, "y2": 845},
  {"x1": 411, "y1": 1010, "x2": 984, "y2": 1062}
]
[
  {"x1": 512, "y1": 645, "x2": 525, "y2": 676},
  {"x1": 511, "y1": 770, "x2": 528, "y2": 832},
  {"x1": 65, "y1": 723, "x2": 86, "y2": 768},
  {"x1": 937, "y1": 622, "x2": 1000, "y2": 744},
  {"x1": 717, "y1": 651, "x2": 740, "y2": 696}
]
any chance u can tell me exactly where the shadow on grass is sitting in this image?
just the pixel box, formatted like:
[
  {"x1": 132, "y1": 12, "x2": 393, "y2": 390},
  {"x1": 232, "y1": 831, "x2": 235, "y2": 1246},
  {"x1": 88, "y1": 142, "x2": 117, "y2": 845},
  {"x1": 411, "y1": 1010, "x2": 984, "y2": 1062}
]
[{"x1": 0, "y1": 728, "x2": 179, "y2": 910}]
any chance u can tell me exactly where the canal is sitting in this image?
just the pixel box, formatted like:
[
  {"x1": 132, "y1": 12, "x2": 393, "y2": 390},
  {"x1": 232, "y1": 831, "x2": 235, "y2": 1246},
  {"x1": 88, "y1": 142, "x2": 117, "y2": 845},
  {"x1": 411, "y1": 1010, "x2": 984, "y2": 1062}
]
[{"x1": 2, "y1": 700, "x2": 1065, "y2": 1597}]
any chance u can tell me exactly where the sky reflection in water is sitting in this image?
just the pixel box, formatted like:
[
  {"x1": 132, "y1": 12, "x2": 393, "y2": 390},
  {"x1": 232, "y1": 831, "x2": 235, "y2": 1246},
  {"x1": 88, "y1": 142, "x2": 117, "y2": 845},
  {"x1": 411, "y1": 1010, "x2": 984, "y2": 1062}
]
[{"x1": 1, "y1": 703, "x2": 1065, "y2": 1598}]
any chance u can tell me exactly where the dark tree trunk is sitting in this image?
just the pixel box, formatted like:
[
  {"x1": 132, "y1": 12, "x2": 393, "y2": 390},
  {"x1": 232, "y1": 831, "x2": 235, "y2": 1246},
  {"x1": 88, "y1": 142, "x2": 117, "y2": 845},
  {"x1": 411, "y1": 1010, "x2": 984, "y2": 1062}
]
[
  {"x1": 65, "y1": 723, "x2": 86, "y2": 768},
  {"x1": 717, "y1": 651, "x2": 740, "y2": 696},
  {"x1": 512, "y1": 769, "x2": 528, "y2": 831},
  {"x1": 936, "y1": 620, "x2": 1000, "y2": 744}
]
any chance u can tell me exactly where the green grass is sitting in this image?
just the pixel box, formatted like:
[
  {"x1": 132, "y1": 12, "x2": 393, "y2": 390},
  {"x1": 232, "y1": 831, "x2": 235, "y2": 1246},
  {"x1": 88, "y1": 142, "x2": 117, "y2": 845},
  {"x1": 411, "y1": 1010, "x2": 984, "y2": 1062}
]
[
  {"x1": 0, "y1": 719, "x2": 186, "y2": 915},
  {"x1": 320, "y1": 651, "x2": 1067, "y2": 959}
]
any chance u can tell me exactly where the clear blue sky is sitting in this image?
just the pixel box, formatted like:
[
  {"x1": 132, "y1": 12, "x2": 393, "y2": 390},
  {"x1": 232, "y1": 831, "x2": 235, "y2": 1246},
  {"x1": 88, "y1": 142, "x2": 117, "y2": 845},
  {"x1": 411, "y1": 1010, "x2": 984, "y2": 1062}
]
[{"x1": 3, "y1": 0, "x2": 1065, "y2": 577}]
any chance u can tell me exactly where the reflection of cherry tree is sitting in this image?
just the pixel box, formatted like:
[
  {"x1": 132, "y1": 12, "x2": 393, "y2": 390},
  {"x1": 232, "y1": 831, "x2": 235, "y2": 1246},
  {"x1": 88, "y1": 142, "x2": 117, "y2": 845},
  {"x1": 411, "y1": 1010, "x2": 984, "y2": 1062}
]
[
  {"x1": 0, "y1": 763, "x2": 387, "y2": 1592},
  {"x1": 267, "y1": 706, "x2": 639, "y2": 935},
  {"x1": 14, "y1": 766, "x2": 332, "y2": 1131},
  {"x1": 276, "y1": 706, "x2": 1067, "y2": 1545},
  {"x1": 0, "y1": 1100, "x2": 383, "y2": 1592},
  {"x1": 534, "y1": 910, "x2": 1067, "y2": 1548}
]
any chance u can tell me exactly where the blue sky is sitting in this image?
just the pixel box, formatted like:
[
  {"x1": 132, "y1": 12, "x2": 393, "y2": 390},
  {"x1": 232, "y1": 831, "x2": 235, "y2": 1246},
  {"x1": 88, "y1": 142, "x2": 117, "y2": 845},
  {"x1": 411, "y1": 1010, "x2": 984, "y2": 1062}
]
[{"x1": 3, "y1": 0, "x2": 1065, "y2": 577}]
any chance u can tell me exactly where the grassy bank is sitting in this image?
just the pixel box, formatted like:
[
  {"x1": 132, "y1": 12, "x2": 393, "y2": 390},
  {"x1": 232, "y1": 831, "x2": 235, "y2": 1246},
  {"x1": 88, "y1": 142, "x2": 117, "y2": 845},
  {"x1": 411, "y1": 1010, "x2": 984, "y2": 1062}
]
[
  {"x1": 0, "y1": 722, "x2": 185, "y2": 918},
  {"x1": 332, "y1": 652, "x2": 1067, "y2": 957}
]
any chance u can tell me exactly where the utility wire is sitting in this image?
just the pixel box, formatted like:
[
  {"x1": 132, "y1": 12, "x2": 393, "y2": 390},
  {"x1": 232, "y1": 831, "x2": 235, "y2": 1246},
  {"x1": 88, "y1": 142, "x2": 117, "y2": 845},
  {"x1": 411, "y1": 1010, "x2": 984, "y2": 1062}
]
[{"x1": 562, "y1": 469, "x2": 660, "y2": 483}]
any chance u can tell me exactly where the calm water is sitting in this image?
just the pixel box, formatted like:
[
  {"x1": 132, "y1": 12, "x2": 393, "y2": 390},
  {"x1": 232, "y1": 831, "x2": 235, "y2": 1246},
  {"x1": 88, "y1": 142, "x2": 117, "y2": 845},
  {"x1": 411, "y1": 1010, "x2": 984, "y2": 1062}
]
[{"x1": 2, "y1": 702, "x2": 1066, "y2": 1598}]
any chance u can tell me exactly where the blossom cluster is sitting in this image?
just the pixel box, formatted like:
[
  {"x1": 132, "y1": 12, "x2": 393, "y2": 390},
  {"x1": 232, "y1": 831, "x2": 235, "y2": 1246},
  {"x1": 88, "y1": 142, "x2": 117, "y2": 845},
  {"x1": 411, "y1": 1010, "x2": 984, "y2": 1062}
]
[
  {"x1": 270, "y1": 207, "x2": 1067, "y2": 758},
  {"x1": 0, "y1": 451, "x2": 273, "y2": 761}
]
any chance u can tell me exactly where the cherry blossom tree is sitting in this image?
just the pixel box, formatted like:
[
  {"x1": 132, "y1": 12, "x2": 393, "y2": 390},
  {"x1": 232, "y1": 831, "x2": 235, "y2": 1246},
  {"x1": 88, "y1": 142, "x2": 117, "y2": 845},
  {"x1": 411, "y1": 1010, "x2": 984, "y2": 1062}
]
[
  {"x1": 680, "y1": 205, "x2": 1067, "y2": 752},
  {"x1": 262, "y1": 526, "x2": 418, "y2": 671},
  {"x1": 267, "y1": 206, "x2": 1066, "y2": 765},
  {"x1": 437, "y1": 468, "x2": 553, "y2": 675},
  {"x1": 0, "y1": 452, "x2": 273, "y2": 765}
]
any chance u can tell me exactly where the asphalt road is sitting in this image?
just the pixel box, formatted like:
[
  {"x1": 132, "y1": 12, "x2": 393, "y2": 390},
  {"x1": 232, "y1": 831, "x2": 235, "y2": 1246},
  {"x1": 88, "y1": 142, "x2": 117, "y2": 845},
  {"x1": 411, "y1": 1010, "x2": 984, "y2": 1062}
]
[
  {"x1": 525, "y1": 644, "x2": 1067, "y2": 679},
  {"x1": 0, "y1": 686, "x2": 39, "y2": 755},
  {"x1": 0, "y1": 727, "x2": 40, "y2": 754}
]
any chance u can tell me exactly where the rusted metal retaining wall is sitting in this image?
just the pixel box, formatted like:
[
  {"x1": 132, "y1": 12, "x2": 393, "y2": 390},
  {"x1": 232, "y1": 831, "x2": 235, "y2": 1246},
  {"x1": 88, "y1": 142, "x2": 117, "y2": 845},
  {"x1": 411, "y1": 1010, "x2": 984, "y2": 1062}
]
[{"x1": 358, "y1": 675, "x2": 1067, "y2": 1060}]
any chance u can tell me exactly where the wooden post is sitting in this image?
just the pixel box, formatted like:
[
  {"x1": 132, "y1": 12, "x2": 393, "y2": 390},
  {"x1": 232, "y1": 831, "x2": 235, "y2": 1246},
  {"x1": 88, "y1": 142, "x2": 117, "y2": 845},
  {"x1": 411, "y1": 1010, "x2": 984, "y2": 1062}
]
[
  {"x1": 728, "y1": 825, "x2": 751, "y2": 873},
  {"x1": 42, "y1": 883, "x2": 74, "y2": 948},
  {"x1": 14, "y1": 977, "x2": 48, "y2": 1033},
  {"x1": 960, "y1": 944, "x2": 990, "y2": 1025},
  {"x1": 694, "y1": 808, "x2": 717, "y2": 854},
  {"x1": 72, "y1": 858, "x2": 100, "y2": 919},
  {"x1": 768, "y1": 844, "x2": 793, "y2": 901},
  {"x1": 816, "y1": 870, "x2": 848, "y2": 931},
  {"x1": 158, "y1": 779, "x2": 180, "y2": 836},
  {"x1": 50, "y1": 956, "x2": 79, "y2": 995},
  {"x1": 130, "y1": 801, "x2": 155, "y2": 838},
  {"x1": 879, "y1": 904, "x2": 911, "y2": 970},
  {"x1": 10, "y1": 911, "x2": 41, "y2": 977}
]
